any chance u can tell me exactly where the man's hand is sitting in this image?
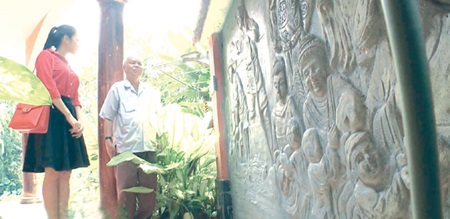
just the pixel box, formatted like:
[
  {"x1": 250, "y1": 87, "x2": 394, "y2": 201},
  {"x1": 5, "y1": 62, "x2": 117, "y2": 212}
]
[{"x1": 105, "y1": 139, "x2": 116, "y2": 158}]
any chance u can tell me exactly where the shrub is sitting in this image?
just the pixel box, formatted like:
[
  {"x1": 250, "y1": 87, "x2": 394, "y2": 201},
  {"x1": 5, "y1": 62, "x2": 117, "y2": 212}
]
[
  {"x1": 107, "y1": 104, "x2": 217, "y2": 219},
  {"x1": 0, "y1": 101, "x2": 23, "y2": 198}
]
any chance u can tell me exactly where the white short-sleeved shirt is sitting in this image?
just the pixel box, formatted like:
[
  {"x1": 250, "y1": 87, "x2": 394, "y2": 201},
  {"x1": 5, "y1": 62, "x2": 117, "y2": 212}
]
[{"x1": 99, "y1": 79, "x2": 160, "y2": 153}]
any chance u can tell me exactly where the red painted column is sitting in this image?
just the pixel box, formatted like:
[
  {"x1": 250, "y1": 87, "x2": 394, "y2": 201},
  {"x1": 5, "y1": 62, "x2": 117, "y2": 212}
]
[
  {"x1": 209, "y1": 32, "x2": 232, "y2": 219},
  {"x1": 209, "y1": 32, "x2": 229, "y2": 180},
  {"x1": 97, "y1": 0, "x2": 125, "y2": 218}
]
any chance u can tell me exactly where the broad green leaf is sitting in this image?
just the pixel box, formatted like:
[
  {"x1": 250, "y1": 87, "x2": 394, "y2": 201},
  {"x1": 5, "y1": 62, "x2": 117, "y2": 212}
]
[
  {"x1": 168, "y1": 180, "x2": 178, "y2": 189},
  {"x1": 185, "y1": 190, "x2": 195, "y2": 195},
  {"x1": 106, "y1": 152, "x2": 147, "y2": 166},
  {"x1": 164, "y1": 162, "x2": 182, "y2": 171},
  {"x1": 122, "y1": 186, "x2": 154, "y2": 194},
  {"x1": 200, "y1": 155, "x2": 217, "y2": 169},
  {"x1": 160, "y1": 175, "x2": 167, "y2": 186},
  {"x1": 170, "y1": 204, "x2": 180, "y2": 219},
  {"x1": 176, "y1": 169, "x2": 184, "y2": 183},
  {"x1": 174, "y1": 189, "x2": 185, "y2": 199},
  {"x1": 192, "y1": 181, "x2": 198, "y2": 193},
  {"x1": 195, "y1": 174, "x2": 216, "y2": 180},
  {"x1": 0, "y1": 56, "x2": 52, "y2": 105},
  {"x1": 139, "y1": 163, "x2": 166, "y2": 175},
  {"x1": 199, "y1": 180, "x2": 207, "y2": 195}
]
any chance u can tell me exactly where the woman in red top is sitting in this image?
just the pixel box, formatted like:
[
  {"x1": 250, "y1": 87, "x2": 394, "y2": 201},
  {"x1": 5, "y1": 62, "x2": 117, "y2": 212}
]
[{"x1": 23, "y1": 25, "x2": 90, "y2": 219}]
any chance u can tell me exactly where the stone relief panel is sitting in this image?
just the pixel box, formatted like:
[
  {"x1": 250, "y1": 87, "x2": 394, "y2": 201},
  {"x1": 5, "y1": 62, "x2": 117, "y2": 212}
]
[{"x1": 221, "y1": 0, "x2": 450, "y2": 218}]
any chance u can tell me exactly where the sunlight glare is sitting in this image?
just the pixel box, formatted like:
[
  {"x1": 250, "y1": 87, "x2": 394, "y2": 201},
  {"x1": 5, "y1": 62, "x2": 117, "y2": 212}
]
[{"x1": 124, "y1": 0, "x2": 201, "y2": 35}]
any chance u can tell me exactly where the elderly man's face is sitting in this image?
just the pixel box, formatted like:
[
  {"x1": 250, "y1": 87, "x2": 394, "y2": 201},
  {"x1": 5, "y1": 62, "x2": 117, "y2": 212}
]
[{"x1": 124, "y1": 56, "x2": 143, "y2": 78}]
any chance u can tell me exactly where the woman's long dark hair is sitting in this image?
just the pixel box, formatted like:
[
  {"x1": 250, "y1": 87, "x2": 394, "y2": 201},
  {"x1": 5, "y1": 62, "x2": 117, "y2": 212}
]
[{"x1": 43, "y1": 25, "x2": 76, "y2": 50}]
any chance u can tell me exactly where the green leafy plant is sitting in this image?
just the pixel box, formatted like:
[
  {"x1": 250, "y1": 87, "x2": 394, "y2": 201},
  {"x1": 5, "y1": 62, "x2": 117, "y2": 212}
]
[
  {"x1": 0, "y1": 100, "x2": 23, "y2": 198},
  {"x1": 0, "y1": 56, "x2": 52, "y2": 105},
  {"x1": 143, "y1": 57, "x2": 211, "y2": 118},
  {"x1": 107, "y1": 104, "x2": 217, "y2": 219}
]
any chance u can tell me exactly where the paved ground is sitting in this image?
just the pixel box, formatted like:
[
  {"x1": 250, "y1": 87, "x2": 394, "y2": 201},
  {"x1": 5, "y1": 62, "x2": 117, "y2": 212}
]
[
  {"x1": 0, "y1": 199, "x2": 47, "y2": 219},
  {"x1": 0, "y1": 199, "x2": 103, "y2": 219}
]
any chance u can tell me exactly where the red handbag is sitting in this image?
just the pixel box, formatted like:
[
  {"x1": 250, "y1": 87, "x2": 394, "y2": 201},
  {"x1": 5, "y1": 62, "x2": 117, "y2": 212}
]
[{"x1": 8, "y1": 103, "x2": 51, "y2": 134}]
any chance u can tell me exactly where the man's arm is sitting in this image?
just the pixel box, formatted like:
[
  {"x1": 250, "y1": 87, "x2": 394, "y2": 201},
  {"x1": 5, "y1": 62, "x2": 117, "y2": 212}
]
[
  {"x1": 100, "y1": 83, "x2": 120, "y2": 158},
  {"x1": 103, "y1": 118, "x2": 116, "y2": 158}
]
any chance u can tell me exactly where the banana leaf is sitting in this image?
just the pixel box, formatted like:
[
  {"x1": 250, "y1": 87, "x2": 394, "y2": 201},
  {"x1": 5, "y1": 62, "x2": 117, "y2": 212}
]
[
  {"x1": 0, "y1": 56, "x2": 52, "y2": 105},
  {"x1": 122, "y1": 186, "x2": 154, "y2": 194},
  {"x1": 107, "y1": 151, "x2": 147, "y2": 166}
]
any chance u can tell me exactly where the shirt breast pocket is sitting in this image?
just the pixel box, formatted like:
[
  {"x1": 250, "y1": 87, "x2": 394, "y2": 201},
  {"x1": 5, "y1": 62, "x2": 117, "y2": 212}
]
[
  {"x1": 119, "y1": 102, "x2": 138, "y2": 127},
  {"x1": 122, "y1": 102, "x2": 137, "y2": 113}
]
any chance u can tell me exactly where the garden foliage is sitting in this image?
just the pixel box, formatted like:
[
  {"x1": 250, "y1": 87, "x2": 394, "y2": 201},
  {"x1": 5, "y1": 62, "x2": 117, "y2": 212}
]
[{"x1": 108, "y1": 104, "x2": 217, "y2": 219}]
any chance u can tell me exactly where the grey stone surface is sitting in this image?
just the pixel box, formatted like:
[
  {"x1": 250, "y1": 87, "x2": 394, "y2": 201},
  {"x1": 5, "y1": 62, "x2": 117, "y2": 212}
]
[{"x1": 220, "y1": 0, "x2": 450, "y2": 218}]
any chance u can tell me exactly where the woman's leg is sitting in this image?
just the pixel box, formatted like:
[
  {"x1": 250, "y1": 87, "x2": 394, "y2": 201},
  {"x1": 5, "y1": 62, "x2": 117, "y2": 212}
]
[
  {"x1": 43, "y1": 167, "x2": 60, "y2": 219},
  {"x1": 58, "y1": 170, "x2": 72, "y2": 219}
]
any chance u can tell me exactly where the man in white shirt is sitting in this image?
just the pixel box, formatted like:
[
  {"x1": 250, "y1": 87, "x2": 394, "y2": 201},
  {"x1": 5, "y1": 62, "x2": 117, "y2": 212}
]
[{"x1": 100, "y1": 55, "x2": 161, "y2": 219}]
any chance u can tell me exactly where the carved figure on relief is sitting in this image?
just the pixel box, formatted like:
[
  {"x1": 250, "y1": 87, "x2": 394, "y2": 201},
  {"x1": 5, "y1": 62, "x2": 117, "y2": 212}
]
[
  {"x1": 316, "y1": 0, "x2": 356, "y2": 74},
  {"x1": 268, "y1": 0, "x2": 315, "y2": 113},
  {"x1": 346, "y1": 132, "x2": 410, "y2": 218},
  {"x1": 372, "y1": 74, "x2": 404, "y2": 154},
  {"x1": 299, "y1": 34, "x2": 355, "y2": 131},
  {"x1": 271, "y1": 56, "x2": 304, "y2": 157},
  {"x1": 233, "y1": 3, "x2": 272, "y2": 152},
  {"x1": 303, "y1": 126, "x2": 343, "y2": 219},
  {"x1": 331, "y1": 89, "x2": 376, "y2": 219},
  {"x1": 228, "y1": 63, "x2": 250, "y2": 161},
  {"x1": 278, "y1": 118, "x2": 311, "y2": 219},
  {"x1": 353, "y1": 0, "x2": 384, "y2": 71},
  {"x1": 268, "y1": 0, "x2": 315, "y2": 50},
  {"x1": 347, "y1": 0, "x2": 386, "y2": 94},
  {"x1": 367, "y1": 69, "x2": 409, "y2": 213},
  {"x1": 302, "y1": 89, "x2": 364, "y2": 219},
  {"x1": 335, "y1": 89, "x2": 410, "y2": 218}
]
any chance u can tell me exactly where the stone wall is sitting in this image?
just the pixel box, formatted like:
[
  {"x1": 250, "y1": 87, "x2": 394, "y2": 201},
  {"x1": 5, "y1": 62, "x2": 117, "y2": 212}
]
[{"x1": 219, "y1": 0, "x2": 450, "y2": 218}]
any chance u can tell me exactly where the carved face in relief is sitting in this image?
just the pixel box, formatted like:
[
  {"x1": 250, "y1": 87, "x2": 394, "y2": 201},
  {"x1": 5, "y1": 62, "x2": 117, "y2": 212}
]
[
  {"x1": 302, "y1": 57, "x2": 328, "y2": 97},
  {"x1": 336, "y1": 91, "x2": 367, "y2": 132},
  {"x1": 302, "y1": 128, "x2": 323, "y2": 163},
  {"x1": 273, "y1": 56, "x2": 288, "y2": 101},
  {"x1": 274, "y1": 71, "x2": 288, "y2": 101},
  {"x1": 351, "y1": 140, "x2": 384, "y2": 187}
]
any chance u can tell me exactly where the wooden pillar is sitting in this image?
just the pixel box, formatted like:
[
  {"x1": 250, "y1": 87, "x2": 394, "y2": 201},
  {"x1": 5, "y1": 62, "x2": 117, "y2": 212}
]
[
  {"x1": 98, "y1": 0, "x2": 125, "y2": 218},
  {"x1": 209, "y1": 32, "x2": 233, "y2": 219},
  {"x1": 20, "y1": 134, "x2": 41, "y2": 204}
]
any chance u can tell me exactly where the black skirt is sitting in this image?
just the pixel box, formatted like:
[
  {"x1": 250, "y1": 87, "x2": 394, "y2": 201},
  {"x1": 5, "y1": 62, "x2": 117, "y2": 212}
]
[{"x1": 23, "y1": 96, "x2": 90, "y2": 173}]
